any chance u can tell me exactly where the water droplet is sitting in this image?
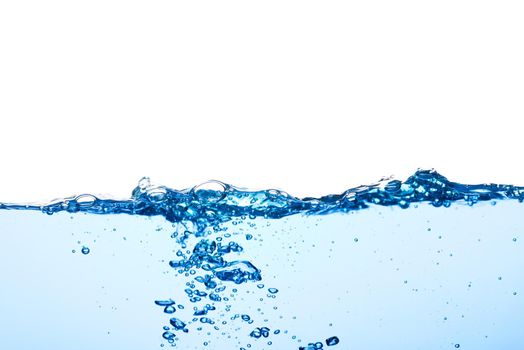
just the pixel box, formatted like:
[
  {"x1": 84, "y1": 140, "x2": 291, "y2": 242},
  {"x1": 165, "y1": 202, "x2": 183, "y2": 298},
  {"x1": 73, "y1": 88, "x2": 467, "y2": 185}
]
[
  {"x1": 81, "y1": 246, "x2": 90, "y2": 255},
  {"x1": 268, "y1": 288, "x2": 279, "y2": 294}
]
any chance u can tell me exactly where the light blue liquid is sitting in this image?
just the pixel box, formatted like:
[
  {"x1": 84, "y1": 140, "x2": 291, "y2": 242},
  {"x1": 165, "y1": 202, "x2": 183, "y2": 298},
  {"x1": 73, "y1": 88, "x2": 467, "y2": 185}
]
[{"x1": 0, "y1": 171, "x2": 523, "y2": 349}]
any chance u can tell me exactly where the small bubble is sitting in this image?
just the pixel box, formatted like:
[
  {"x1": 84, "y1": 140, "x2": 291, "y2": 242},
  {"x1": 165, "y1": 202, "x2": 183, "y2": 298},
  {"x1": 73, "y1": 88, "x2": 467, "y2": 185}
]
[
  {"x1": 326, "y1": 336, "x2": 340, "y2": 346},
  {"x1": 454, "y1": 344, "x2": 460, "y2": 348},
  {"x1": 164, "y1": 306, "x2": 176, "y2": 314},
  {"x1": 138, "y1": 177, "x2": 151, "y2": 190},
  {"x1": 513, "y1": 292, "x2": 517, "y2": 296},
  {"x1": 268, "y1": 288, "x2": 279, "y2": 294},
  {"x1": 81, "y1": 246, "x2": 90, "y2": 255},
  {"x1": 354, "y1": 238, "x2": 359, "y2": 242},
  {"x1": 513, "y1": 237, "x2": 517, "y2": 242}
]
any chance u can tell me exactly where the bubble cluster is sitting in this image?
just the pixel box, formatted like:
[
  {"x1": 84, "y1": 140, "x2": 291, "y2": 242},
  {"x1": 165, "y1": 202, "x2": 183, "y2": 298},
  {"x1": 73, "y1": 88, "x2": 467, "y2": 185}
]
[{"x1": 297, "y1": 336, "x2": 340, "y2": 349}]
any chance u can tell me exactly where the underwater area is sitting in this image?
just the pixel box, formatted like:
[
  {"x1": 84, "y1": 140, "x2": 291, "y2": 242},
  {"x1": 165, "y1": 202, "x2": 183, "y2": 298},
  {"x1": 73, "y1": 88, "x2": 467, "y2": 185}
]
[{"x1": 0, "y1": 170, "x2": 523, "y2": 350}]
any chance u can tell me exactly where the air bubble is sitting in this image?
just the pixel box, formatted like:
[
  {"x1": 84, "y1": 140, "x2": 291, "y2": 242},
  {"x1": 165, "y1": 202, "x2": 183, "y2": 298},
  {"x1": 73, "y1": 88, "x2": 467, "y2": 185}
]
[{"x1": 326, "y1": 336, "x2": 339, "y2": 346}]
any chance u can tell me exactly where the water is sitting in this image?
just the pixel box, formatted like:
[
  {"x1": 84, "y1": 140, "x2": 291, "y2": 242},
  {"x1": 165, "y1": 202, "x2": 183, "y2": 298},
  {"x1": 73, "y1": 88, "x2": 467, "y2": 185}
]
[{"x1": 0, "y1": 170, "x2": 523, "y2": 349}]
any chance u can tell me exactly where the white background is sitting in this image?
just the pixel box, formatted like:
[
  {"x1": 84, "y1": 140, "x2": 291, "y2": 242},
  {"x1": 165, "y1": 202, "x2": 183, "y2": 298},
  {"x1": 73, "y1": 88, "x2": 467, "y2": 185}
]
[{"x1": 1, "y1": 1, "x2": 523, "y2": 202}]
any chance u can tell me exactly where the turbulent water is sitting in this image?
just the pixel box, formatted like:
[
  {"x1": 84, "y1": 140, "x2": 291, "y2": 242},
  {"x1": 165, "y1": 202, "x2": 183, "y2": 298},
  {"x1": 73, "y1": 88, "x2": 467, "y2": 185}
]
[{"x1": 1, "y1": 170, "x2": 523, "y2": 350}]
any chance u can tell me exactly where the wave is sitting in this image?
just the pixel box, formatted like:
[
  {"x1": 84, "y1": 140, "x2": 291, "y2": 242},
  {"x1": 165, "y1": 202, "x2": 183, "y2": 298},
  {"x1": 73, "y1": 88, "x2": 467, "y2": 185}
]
[{"x1": 2, "y1": 170, "x2": 523, "y2": 226}]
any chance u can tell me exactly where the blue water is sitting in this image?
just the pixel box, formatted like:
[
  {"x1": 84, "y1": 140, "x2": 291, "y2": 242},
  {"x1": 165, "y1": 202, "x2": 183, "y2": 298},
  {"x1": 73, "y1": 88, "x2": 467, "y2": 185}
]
[{"x1": 0, "y1": 170, "x2": 523, "y2": 349}]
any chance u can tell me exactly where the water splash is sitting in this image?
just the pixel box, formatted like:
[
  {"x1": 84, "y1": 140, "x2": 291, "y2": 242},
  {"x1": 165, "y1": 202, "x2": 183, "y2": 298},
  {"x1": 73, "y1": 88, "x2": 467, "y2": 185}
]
[
  {"x1": 1, "y1": 169, "x2": 523, "y2": 349},
  {"x1": 2, "y1": 170, "x2": 523, "y2": 226}
]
